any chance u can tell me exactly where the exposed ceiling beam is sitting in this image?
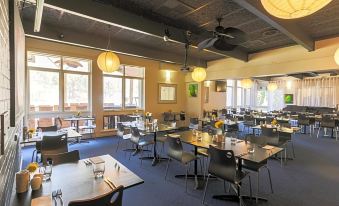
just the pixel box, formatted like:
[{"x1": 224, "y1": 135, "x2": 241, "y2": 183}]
[
  {"x1": 23, "y1": 20, "x2": 207, "y2": 67},
  {"x1": 232, "y1": 0, "x2": 315, "y2": 51},
  {"x1": 39, "y1": 0, "x2": 248, "y2": 62}
]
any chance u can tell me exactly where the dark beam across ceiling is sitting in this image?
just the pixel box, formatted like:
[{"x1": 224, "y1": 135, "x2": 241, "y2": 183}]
[
  {"x1": 41, "y1": 0, "x2": 248, "y2": 62},
  {"x1": 23, "y1": 20, "x2": 207, "y2": 67},
  {"x1": 232, "y1": 0, "x2": 315, "y2": 51}
]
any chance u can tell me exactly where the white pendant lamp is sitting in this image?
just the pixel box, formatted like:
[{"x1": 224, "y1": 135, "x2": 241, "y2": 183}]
[
  {"x1": 241, "y1": 78, "x2": 253, "y2": 89},
  {"x1": 334, "y1": 48, "x2": 339, "y2": 65},
  {"x1": 191, "y1": 67, "x2": 207, "y2": 82},
  {"x1": 267, "y1": 82, "x2": 278, "y2": 91},
  {"x1": 97, "y1": 26, "x2": 120, "y2": 73},
  {"x1": 261, "y1": 0, "x2": 332, "y2": 19}
]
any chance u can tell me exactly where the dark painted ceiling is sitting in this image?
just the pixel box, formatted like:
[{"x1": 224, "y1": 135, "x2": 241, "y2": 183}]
[{"x1": 20, "y1": 0, "x2": 339, "y2": 65}]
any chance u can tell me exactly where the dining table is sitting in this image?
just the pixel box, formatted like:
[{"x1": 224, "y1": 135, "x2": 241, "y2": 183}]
[
  {"x1": 121, "y1": 121, "x2": 177, "y2": 166},
  {"x1": 11, "y1": 154, "x2": 144, "y2": 206},
  {"x1": 168, "y1": 130, "x2": 283, "y2": 203},
  {"x1": 20, "y1": 129, "x2": 82, "y2": 145}
]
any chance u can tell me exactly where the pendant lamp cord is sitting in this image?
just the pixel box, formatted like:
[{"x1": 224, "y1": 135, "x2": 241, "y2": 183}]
[{"x1": 106, "y1": 25, "x2": 111, "y2": 51}]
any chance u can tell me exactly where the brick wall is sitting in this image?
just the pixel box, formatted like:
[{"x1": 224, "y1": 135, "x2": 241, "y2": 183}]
[{"x1": 0, "y1": 0, "x2": 21, "y2": 205}]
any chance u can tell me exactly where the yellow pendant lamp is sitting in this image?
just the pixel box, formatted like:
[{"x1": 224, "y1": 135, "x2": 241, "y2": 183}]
[
  {"x1": 191, "y1": 67, "x2": 207, "y2": 82},
  {"x1": 267, "y1": 82, "x2": 278, "y2": 91},
  {"x1": 261, "y1": 0, "x2": 332, "y2": 19},
  {"x1": 97, "y1": 51, "x2": 120, "y2": 73},
  {"x1": 334, "y1": 48, "x2": 339, "y2": 65},
  {"x1": 97, "y1": 26, "x2": 120, "y2": 73},
  {"x1": 241, "y1": 78, "x2": 253, "y2": 89}
]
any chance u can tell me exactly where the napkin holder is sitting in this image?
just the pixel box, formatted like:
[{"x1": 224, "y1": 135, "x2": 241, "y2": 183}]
[{"x1": 16, "y1": 170, "x2": 30, "y2": 193}]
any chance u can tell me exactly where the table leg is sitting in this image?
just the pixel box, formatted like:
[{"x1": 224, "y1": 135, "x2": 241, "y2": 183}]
[{"x1": 139, "y1": 132, "x2": 168, "y2": 166}]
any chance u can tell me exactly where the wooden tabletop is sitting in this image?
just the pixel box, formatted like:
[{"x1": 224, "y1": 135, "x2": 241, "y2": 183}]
[
  {"x1": 11, "y1": 155, "x2": 144, "y2": 206},
  {"x1": 64, "y1": 117, "x2": 95, "y2": 121},
  {"x1": 20, "y1": 129, "x2": 82, "y2": 144},
  {"x1": 122, "y1": 122, "x2": 177, "y2": 133},
  {"x1": 170, "y1": 131, "x2": 283, "y2": 163}
]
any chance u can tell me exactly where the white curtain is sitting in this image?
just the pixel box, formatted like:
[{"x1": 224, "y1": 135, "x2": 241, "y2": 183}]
[{"x1": 269, "y1": 77, "x2": 339, "y2": 110}]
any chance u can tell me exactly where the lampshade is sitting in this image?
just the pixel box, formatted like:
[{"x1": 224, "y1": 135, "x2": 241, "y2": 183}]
[
  {"x1": 97, "y1": 51, "x2": 120, "y2": 73},
  {"x1": 191, "y1": 67, "x2": 206, "y2": 82},
  {"x1": 261, "y1": 0, "x2": 332, "y2": 19},
  {"x1": 267, "y1": 82, "x2": 278, "y2": 91},
  {"x1": 334, "y1": 48, "x2": 339, "y2": 65},
  {"x1": 241, "y1": 78, "x2": 253, "y2": 89}
]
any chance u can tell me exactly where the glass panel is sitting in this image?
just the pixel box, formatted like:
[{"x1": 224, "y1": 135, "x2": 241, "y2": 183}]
[
  {"x1": 245, "y1": 88, "x2": 251, "y2": 106},
  {"x1": 227, "y1": 80, "x2": 234, "y2": 87},
  {"x1": 103, "y1": 65, "x2": 124, "y2": 76},
  {"x1": 125, "y1": 78, "x2": 143, "y2": 108},
  {"x1": 29, "y1": 70, "x2": 59, "y2": 112},
  {"x1": 64, "y1": 73, "x2": 89, "y2": 111},
  {"x1": 27, "y1": 52, "x2": 61, "y2": 69},
  {"x1": 103, "y1": 76, "x2": 123, "y2": 109},
  {"x1": 125, "y1": 65, "x2": 144, "y2": 78},
  {"x1": 63, "y1": 57, "x2": 91, "y2": 72},
  {"x1": 226, "y1": 86, "x2": 233, "y2": 107},
  {"x1": 237, "y1": 87, "x2": 242, "y2": 106}
]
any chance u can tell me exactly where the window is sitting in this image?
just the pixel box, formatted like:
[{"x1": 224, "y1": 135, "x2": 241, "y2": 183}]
[
  {"x1": 226, "y1": 80, "x2": 234, "y2": 107},
  {"x1": 103, "y1": 65, "x2": 144, "y2": 110},
  {"x1": 256, "y1": 90, "x2": 268, "y2": 107},
  {"x1": 28, "y1": 52, "x2": 91, "y2": 114}
]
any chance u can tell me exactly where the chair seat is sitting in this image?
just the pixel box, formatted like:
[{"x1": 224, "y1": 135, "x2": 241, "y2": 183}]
[
  {"x1": 122, "y1": 134, "x2": 131, "y2": 140},
  {"x1": 138, "y1": 139, "x2": 154, "y2": 147},
  {"x1": 181, "y1": 151, "x2": 198, "y2": 164},
  {"x1": 156, "y1": 135, "x2": 167, "y2": 143},
  {"x1": 196, "y1": 148, "x2": 208, "y2": 157},
  {"x1": 242, "y1": 159, "x2": 267, "y2": 172}
]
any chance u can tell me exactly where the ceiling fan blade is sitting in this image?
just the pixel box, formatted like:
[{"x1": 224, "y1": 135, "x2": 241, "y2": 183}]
[
  {"x1": 213, "y1": 38, "x2": 237, "y2": 51},
  {"x1": 223, "y1": 27, "x2": 247, "y2": 45},
  {"x1": 197, "y1": 37, "x2": 218, "y2": 50}
]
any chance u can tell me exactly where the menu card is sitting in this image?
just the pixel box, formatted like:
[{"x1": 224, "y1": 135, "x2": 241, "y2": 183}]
[{"x1": 262, "y1": 145, "x2": 275, "y2": 150}]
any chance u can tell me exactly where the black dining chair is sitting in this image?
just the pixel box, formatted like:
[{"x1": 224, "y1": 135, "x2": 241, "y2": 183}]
[
  {"x1": 165, "y1": 136, "x2": 201, "y2": 192},
  {"x1": 189, "y1": 117, "x2": 199, "y2": 130},
  {"x1": 243, "y1": 135, "x2": 273, "y2": 203},
  {"x1": 243, "y1": 115, "x2": 255, "y2": 134},
  {"x1": 41, "y1": 133, "x2": 68, "y2": 163},
  {"x1": 298, "y1": 114, "x2": 314, "y2": 135},
  {"x1": 202, "y1": 146, "x2": 252, "y2": 205},
  {"x1": 68, "y1": 185, "x2": 124, "y2": 206},
  {"x1": 128, "y1": 127, "x2": 154, "y2": 165},
  {"x1": 32, "y1": 125, "x2": 59, "y2": 162},
  {"x1": 115, "y1": 123, "x2": 132, "y2": 154},
  {"x1": 43, "y1": 150, "x2": 80, "y2": 165},
  {"x1": 317, "y1": 116, "x2": 338, "y2": 140}
]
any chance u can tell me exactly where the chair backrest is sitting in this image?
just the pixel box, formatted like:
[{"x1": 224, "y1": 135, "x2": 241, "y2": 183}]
[
  {"x1": 166, "y1": 137, "x2": 183, "y2": 162},
  {"x1": 321, "y1": 116, "x2": 335, "y2": 128},
  {"x1": 298, "y1": 114, "x2": 310, "y2": 125},
  {"x1": 41, "y1": 134, "x2": 68, "y2": 158},
  {"x1": 37, "y1": 125, "x2": 58, "y2": 132},
  {"x1": 208, "y1": 146, "x2": 237, "y2": 183},
  {"x1": 221, "y1": 109, "x2": 227, "y2": 115},
  {"x1": 244, "y1": 115, "x2": 253, "y2": 122},
  {"x1": 265, "y1": 117, "x2": 274, "y2": 124},
  {"x1": 116, "y1": 123, "x2": 125, "y2": 137},
  {"x1": 163, "y1": 112, "x2": 174, "y2": 122},
  {"x1": 44, "y1": 150, "x2": 80, "y2": 165},
  {"x1": 261, "y1": 127, "x2": 277, "y2": 137},
  {"x1": 130, "y1": 127, "x2": 141, "y2": 144},
  {"x1": 190, "y1": 118, "x2": 199, "y2": 125},
  {"x1": 245, "y1": 135, "x2": 267, "y2": 146},
  {"x1": 68, "y1": 185, "x2": 124, "y2": 206}
]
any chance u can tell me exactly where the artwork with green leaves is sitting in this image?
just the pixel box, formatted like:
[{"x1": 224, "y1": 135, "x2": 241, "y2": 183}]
[
  {"x1": 188, "y1": 83, "x2": 198, "y2": 97},
  {"x1": 284, "y1": 94, "x2": 294, "y2": 104}
]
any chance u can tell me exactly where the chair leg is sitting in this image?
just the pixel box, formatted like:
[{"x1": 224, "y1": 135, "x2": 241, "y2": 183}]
[
  {"x1": 317, "y1": 127, "x2": 321, "y2": 138},
  {"x1": 202, "y1": 174, "x2": 210, "y2": 204},
  {"x1": 129, "y1": 148, "x2": 133, "y2": 160},
  {"x1": 266, "y1": 166, "x2": 274, "y2": 194},
  {"x1": 140, "y1": 147, "x2": 144, "y2": 166},
  {"x1": 290, "y1": 140, "x2": 296, "y2": 158},
  {"x1": 116, "y1": 138, "x2": 121, "y2": 153},
  {"x1": 223, "y1": 180, "x2": 227, "y2": 193},
  {"x1": 31, "y1": 150, "x2": 36, "y2": 163},
  {"x1": 185, "y1": 164, "x2": 189, "y2": 193},
  {"x1": 248, "y1": 175, "x2": 252, "y2": 200},
  {"x1": 165, "y1": 158, "x2": 170, "y2": 181},
  {"x1": 256, "y1": 171, "x2": 260, "y2": 203}
]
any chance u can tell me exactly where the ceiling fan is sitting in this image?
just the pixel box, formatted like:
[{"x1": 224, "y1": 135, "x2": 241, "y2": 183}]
[{"x1": 197, "y1": 18, "x2": 247, "y2": 51}]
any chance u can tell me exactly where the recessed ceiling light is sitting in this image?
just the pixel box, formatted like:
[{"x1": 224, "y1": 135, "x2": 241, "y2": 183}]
[{"x1": 262, "y1": 29, "x2": 279, "y2": 37}]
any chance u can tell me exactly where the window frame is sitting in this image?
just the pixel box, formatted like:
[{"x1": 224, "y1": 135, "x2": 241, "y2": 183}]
[
  {"x1": 103, "y1": 65, "x2": 145, "y2": 111},
  {"x1": 27, "y1": 51, "x2": 92, "y2": 117}
]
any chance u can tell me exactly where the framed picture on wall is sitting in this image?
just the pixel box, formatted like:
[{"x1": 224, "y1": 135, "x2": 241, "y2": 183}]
[
  {"x1": 284, "y1": 94, "x2": 294, "y2": 104},
  {"x1": 158, "y1": 83, "x2": 177, "y2": 104},
  {"x1": 188, "y1": 83, "x2": 198, "y2": 97}
]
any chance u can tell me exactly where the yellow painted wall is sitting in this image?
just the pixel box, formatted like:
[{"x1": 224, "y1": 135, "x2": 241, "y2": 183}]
[
  {"x1": 202, "y1": 81, "x2": 226, "y2": 111},
  {"x1": 26, "y1": 37, "x2": 187, "y2": 137},
  {"x1": 203, "y1": 37, "x2": 339, "y2": 80}
]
